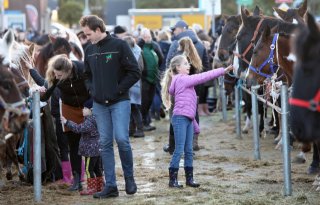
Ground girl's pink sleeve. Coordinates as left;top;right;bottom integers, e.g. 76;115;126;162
193;119;200;135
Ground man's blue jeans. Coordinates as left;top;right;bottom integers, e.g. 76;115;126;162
169;115;194;169
93;100;134;187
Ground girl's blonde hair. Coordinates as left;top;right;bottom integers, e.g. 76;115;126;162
45;54;73;86
161;55;187;110
178;37;203;73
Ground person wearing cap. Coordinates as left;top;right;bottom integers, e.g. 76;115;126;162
79;15;140;199
166;20;209;70
61;98;103;196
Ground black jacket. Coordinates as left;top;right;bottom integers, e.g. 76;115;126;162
84;32;140;105
41;61;90;107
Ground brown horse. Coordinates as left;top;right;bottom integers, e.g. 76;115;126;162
246;26;294;86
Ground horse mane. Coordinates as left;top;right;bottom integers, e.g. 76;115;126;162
10;41;32;69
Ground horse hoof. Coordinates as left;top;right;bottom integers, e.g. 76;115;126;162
18;175;25;182
292;156;306;164
6;173;13;180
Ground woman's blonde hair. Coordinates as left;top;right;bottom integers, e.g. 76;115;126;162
161;55;187;110
45;54;73;86
178;37;203;73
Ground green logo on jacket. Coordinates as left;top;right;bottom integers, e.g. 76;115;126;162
105;54;112;63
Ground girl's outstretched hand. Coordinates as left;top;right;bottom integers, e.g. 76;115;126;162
224;64;234;73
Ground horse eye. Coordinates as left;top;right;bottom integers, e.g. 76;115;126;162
3;83;12;90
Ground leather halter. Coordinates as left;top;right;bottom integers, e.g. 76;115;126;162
234;18;264;65
289;89;320;112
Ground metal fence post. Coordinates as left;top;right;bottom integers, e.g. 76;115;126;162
281;85;292;196
251;85;260;160
32;91;42;202
235;86;241;138
219;76;227;122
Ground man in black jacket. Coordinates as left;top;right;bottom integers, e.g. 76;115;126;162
79;15;140;199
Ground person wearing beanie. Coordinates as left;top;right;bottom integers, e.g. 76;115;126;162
61;98;103;195
113;25;127;39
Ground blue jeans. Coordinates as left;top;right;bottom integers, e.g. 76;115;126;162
93;100;134;187
169;115;194;169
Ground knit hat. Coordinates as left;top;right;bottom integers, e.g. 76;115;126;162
83;98;93;109
114;25;127;34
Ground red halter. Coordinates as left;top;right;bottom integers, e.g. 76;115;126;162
289;89;320;112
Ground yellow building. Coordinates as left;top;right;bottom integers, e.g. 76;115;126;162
128;8;212;31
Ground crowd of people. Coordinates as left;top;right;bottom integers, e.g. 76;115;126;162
19;14;234;199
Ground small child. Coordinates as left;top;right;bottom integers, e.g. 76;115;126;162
61;99;103;195
161;55;233;188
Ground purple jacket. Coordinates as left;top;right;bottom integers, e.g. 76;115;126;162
65;115;100;157
169;68;225;121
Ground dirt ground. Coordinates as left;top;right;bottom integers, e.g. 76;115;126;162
0;110;319;205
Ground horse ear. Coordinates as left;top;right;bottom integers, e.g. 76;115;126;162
28;43;35;55
49;34;56;43
3;29;14;46
298;0;308;18
253;5;262;16
306;12;320;40
273;7;287;20
65;32;70;41
241;6;248;25
244;9;250;16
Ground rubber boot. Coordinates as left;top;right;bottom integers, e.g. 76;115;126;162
193;134;200;151
184;167;200;188
80;177;97;195
61;161;72;185
96;176;104;192
168;167;183;188
164;124;175;154
68;172;83;191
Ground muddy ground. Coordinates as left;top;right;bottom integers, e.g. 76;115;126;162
0;110;319;205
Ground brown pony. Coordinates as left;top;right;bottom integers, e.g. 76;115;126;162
246;26;294;86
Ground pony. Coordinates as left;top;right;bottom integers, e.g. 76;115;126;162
289;13;320;190
246;26;294;86
289;13;320;142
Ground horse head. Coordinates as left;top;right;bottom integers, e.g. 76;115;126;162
289;13;320;142
0;59;29;134
218;15;242;62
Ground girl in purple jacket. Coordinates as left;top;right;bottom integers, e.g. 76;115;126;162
61;99;103;195
161;55;233;188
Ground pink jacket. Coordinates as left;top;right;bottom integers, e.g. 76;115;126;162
169;68;225;130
